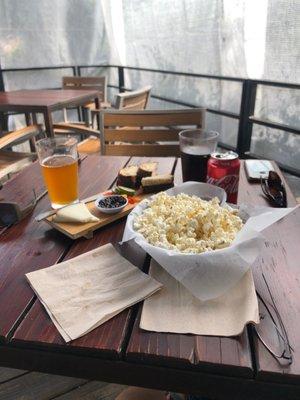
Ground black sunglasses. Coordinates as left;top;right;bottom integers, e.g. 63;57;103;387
261;171;287;208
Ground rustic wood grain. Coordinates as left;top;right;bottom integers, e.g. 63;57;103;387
0;155;129;341
0;367;27;384
252;207;299;384
0;371;86;400
2;154;300;394
0;90;100;111
0;160;45;209
12;156;176;356
53;380;125;400
101;109;205;127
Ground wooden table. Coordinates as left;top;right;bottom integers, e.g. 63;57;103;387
0;155;299;400
0;90;101;137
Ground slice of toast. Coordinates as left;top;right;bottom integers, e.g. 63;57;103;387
117;165;138;188
141;174;174;193
136;162;158;186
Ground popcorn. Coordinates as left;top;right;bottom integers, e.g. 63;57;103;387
133;192;243;254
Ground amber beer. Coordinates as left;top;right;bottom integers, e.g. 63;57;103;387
36;137;78;209
42;155;78;207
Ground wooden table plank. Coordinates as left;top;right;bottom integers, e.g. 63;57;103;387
0;90;99;110
12;156;177;358
252;207;299;384
0;89;100;136
0;161;46;209
238;160;296;207
0;371;86;400
0;155;129;341
0;367;27;384
2;154;300;392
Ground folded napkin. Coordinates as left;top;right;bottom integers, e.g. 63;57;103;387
140;259;259;336
26;244;162;342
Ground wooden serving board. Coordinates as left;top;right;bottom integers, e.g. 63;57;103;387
44;196;147;240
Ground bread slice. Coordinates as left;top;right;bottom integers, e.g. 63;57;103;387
117;165;138;188
136;162;157;186
141;174;174;193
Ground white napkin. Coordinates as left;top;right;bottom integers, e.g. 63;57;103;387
140;259;259;336
26;243;162;342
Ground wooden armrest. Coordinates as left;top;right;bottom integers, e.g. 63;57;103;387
0;150;36;179
84;101;112;110
0;124;43;150
90;103;115;114
53;123;100;138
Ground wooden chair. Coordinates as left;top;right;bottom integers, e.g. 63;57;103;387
53;76;110;136
0;124;43;181
99;108;205;156
0;124;43;150
78;86;152;154
114;85;152;110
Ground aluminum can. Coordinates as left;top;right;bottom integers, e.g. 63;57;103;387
207;151;240;204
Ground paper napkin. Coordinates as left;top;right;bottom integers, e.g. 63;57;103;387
26;243;162;342
140;259;259;336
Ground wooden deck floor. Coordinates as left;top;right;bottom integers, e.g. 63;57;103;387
0;367;125;399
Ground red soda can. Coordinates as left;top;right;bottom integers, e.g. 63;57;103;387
207;151;240;204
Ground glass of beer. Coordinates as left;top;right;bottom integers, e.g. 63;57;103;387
179;129;219;182
36;137;78;209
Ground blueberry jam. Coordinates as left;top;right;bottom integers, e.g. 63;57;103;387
98;195;127;209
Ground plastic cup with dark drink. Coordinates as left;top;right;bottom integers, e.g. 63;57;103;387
179;129;219;182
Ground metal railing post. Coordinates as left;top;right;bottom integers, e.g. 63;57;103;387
118;66;125;92
0;61;8;132
236;80;257;157
72;66;78;76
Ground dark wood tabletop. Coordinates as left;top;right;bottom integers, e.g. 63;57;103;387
0;155;299;400
0;89;100;136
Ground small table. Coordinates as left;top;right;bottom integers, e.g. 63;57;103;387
0;156;299;399
0;89;101;137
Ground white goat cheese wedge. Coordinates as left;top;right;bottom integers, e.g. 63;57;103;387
53;202;99;224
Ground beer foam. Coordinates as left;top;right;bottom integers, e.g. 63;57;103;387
181;145;212;156
42;154;75;167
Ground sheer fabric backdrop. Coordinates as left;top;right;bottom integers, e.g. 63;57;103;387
0;0;299;168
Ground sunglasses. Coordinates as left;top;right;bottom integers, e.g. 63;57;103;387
0;189;47;227
253;273;293;365
261;171;287;207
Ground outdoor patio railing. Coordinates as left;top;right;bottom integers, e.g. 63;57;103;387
0;63;299;176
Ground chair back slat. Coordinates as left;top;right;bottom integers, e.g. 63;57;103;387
62;76;107;101
105;144;180;157
105;129;181;142
103;109;204;127
100;108;205;156
115;86;151;110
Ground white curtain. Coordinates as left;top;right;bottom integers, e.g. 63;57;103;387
0;0;299;169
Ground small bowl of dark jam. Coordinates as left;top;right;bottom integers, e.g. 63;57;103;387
95;195;128;214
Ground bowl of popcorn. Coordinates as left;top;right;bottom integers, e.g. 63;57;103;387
133;192;242;254
122;181;264;301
